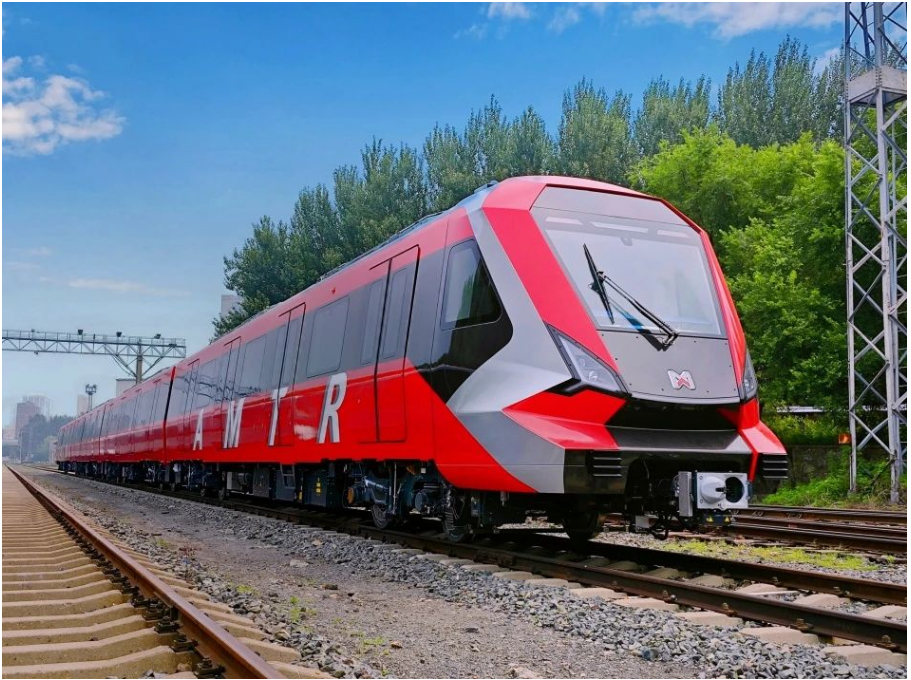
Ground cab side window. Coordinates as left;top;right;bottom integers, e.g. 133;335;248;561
441;241;501;330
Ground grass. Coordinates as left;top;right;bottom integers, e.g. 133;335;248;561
762;453;906;509
353;634;387;655
665;538;877;571
235;584;257;595
287;595;317;623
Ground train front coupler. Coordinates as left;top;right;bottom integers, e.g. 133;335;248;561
674;470;750;529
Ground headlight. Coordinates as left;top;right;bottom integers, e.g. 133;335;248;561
741;350;758;400
549;327;627;395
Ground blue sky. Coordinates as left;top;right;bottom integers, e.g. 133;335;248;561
2;2;843;425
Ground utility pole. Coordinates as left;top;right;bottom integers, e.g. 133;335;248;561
844;3;907;503
85;384;97;410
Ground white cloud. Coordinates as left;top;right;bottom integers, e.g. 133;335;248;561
814;46;840;75
487;2;532;20
549;6;582;33
3;56;22;75
28;246;52;256
454;22;490;40
2;56;124;155
632;2;842;39
5;261;39;271
27;55;45;70
68;278;188;297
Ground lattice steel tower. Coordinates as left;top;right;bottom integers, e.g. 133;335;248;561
844;3;907;502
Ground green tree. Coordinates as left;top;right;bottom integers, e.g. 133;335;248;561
638;131;848;408
289;184;338;286
556;79;635;183
213;216;295;337
20;414;72;461
424;96;538;212
716;48;773;147
634;76;711;156
503;106;553;177
333;139;427;265
717;36;839;147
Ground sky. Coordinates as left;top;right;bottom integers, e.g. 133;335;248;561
1;2;844;425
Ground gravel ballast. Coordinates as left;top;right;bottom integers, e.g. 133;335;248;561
23;469;907;680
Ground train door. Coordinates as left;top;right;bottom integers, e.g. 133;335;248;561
216;338;242;450
349;276;386;443
271;303;306;447
178;361;199;454
374;247;419;442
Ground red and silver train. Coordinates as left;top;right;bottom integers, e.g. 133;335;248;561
57;176;787;540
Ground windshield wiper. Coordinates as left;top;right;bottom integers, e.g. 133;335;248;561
584;243;614;324
582;243;679;349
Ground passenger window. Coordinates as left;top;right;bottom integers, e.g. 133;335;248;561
136;391;154;427
361;280;385;364
260;328;279;391
128;398;139;430
306;297;350;377
193;360;217;410
282;315;304;386
441;241;501;330
238;335;266;397
381;269;410;359
220;342;240;402
213;353;227;403
154;383;169;422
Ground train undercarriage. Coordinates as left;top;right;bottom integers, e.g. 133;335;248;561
61;453;759;542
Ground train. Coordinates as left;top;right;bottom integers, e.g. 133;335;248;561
57;176;787;541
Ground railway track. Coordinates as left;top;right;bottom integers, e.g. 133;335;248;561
725;515;907;555
4;466;317;679
740;505;907;526
28;465;908;656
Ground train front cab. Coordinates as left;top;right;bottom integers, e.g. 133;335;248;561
459;178;787;534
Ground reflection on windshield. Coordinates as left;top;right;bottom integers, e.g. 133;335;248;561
536;210;723;337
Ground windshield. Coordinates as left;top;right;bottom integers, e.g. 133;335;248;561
535;208;724;337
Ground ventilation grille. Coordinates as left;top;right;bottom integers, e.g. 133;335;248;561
760;454;789;480
587;452;622;478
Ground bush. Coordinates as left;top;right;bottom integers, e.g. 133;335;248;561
763;414;844;446
763;453;906;508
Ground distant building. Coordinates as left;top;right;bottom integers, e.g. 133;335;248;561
2;425;16;444
220;294;242;318
76;394;90;415
15;400;41;437
23;394;50;417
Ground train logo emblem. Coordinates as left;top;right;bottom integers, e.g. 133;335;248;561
668;369;695;390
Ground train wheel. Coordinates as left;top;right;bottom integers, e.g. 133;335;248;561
443;493;472;542
562;512;608;543
371;504;397;530
217;486;230;501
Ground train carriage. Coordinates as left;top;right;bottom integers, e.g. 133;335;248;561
58;176;787;540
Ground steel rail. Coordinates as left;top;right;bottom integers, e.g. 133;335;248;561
742;505;907;526
724;521;907;554
493;530;907;606
8;466;279;679
332;523;908;653
731;514;907;539
33;467;908;652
